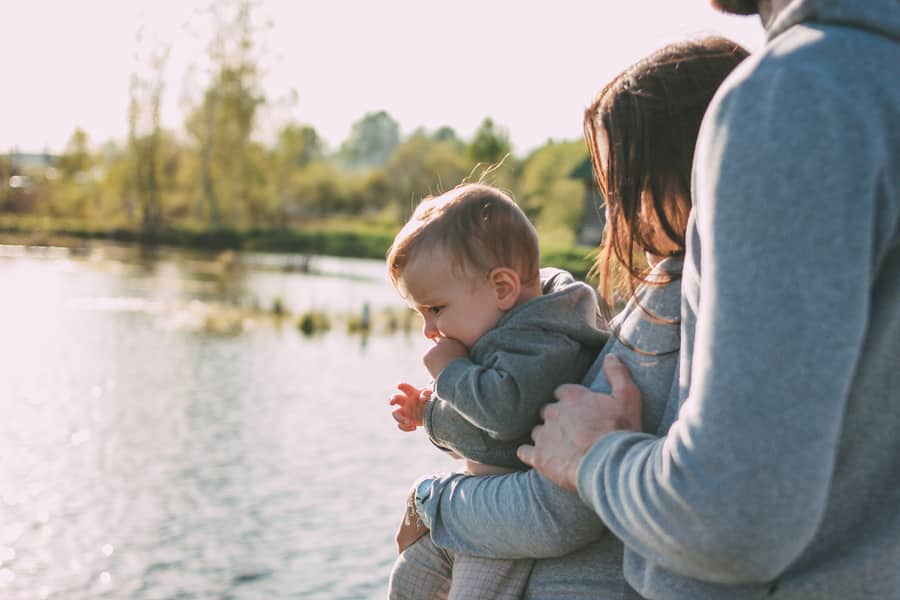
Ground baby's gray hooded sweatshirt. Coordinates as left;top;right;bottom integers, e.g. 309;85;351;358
578;0;900;598
425;268;607;469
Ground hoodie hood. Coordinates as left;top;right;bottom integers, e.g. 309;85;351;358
767;0;900;42
485;267;607;352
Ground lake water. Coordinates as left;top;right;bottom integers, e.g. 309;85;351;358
0;242;455;599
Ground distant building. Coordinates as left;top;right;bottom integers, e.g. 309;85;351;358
570;156;605;246
9;152;58;172
3;151;59;213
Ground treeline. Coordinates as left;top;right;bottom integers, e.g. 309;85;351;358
1;116;590;248
0;1;594;252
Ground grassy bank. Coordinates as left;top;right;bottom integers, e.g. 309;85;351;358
0;216;598;282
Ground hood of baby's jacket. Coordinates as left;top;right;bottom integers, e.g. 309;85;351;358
493;267;606;352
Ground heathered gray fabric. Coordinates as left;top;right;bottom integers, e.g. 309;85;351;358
582;257;683;438
424;268;607;469
577;1;900;598
418;259;683;598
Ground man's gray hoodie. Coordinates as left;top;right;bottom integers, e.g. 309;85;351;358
576;0;900;598
425;268;607;469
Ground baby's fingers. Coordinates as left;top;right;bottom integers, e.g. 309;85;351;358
391;409;416;432
396;382;419;397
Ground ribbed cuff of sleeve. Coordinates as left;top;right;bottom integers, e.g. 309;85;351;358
422;396;436;438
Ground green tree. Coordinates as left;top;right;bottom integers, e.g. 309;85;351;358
0;154;10;212
55;128;97;217
466;117;512;167
338;110;400;171
517;140;587;246
432;125;461;144
128;32;169;232
59;128;92;180
276;123;322;168
347;168;392;215
185;90;221;224
241;140;270;225
94;140;132;223
186;0;267;226
290;161;346;217
385;130;469;220
269;123;323;225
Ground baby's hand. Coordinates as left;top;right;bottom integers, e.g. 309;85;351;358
423;338;468;378
389;383;431;432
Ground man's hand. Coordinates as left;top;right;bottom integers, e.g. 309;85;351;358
423;337;468;379
390;383;431;432
517;354;643;491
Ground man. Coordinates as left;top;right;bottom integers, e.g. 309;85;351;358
519;0;900;597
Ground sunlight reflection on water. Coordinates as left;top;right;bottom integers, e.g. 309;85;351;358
0;244;454;599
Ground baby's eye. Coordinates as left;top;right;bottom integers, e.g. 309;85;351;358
428;306;443;315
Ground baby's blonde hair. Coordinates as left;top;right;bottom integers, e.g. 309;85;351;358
387;183;540;291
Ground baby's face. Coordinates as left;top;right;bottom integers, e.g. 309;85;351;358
400;248;504;349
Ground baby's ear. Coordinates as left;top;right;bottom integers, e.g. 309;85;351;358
489;267;521;310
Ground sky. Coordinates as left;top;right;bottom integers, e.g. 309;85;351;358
1;0;766;156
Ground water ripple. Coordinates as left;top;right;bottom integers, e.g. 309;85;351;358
0;250;454;599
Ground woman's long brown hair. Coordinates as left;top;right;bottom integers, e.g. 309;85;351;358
585;37;750;326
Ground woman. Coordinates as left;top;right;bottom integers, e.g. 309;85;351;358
389;36;750;598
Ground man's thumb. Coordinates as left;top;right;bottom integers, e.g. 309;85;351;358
517;444;535;467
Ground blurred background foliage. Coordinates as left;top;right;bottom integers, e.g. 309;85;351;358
1;0;603;277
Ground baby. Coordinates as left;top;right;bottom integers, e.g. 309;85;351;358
386;182;607;599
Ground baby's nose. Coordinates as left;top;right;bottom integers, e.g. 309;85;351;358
422;320;441;341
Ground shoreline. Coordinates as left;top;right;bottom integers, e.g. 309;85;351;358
0;220;596;281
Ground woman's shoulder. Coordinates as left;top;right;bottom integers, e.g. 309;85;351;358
615;258;683;327
604;258;682;356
